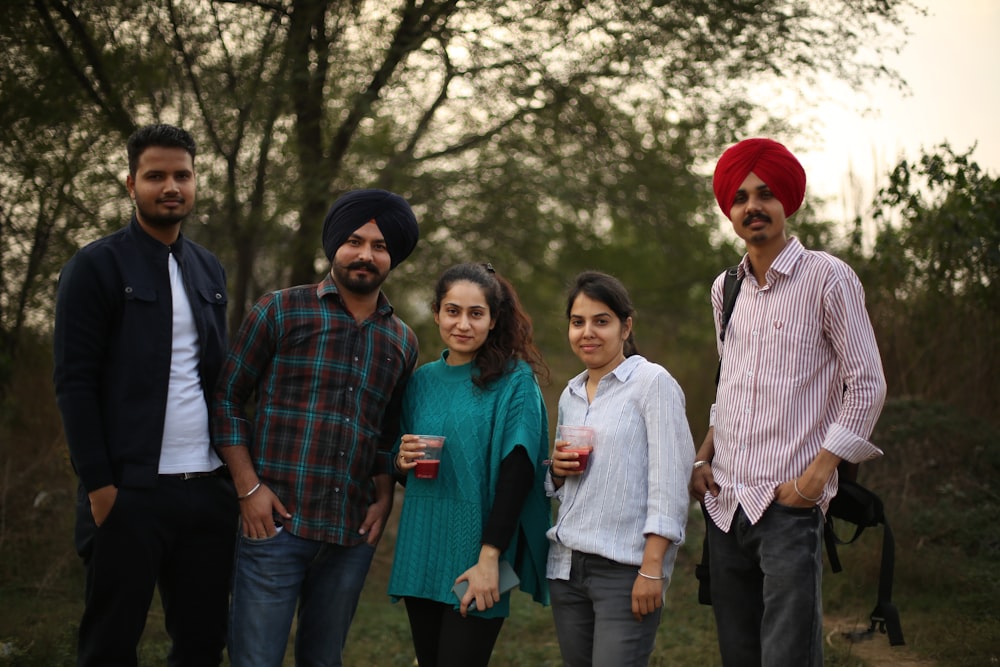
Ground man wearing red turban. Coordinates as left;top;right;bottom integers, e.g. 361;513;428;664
690;139;887;666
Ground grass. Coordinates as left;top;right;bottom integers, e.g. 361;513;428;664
2;342;998;665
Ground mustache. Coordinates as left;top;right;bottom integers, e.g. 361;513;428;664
743;213;771;226
347;260;379;273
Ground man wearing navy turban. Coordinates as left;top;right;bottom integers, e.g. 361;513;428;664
690;139;887;667
214;189;421;666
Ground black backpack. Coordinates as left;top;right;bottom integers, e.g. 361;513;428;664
696;266;905;647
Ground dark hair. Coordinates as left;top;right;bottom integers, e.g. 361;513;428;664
126;124;197;175
565;271;639;357
432;263;550;388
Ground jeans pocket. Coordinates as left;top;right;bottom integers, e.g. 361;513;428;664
243;521;285;542
771;500;818;516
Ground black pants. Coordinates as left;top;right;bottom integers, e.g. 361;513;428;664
74;474;238;667
403;596;505;667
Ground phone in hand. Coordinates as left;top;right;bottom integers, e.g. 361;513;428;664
451;560;520;611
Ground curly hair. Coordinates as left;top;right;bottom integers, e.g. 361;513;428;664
432;263;550;388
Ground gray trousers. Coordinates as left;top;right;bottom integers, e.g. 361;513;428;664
549;551;662;667
707;502;825;667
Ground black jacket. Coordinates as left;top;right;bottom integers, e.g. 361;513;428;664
53;217;228;491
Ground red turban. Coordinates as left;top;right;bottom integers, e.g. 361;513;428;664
712;138;807;218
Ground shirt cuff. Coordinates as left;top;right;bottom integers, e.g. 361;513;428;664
822;422;884;464
543;471;564;498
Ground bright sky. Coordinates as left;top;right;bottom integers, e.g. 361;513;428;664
797;0;1000;222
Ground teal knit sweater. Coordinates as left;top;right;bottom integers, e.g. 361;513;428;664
388;352;551;617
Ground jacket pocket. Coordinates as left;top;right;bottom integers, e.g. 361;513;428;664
124;284;157;302
196;285;228;307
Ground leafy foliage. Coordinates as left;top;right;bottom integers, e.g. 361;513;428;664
861;145;999;419
0;0;916;416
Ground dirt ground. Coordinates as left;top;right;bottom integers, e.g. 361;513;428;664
826;617;935;667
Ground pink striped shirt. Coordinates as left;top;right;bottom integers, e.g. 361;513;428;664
705;237;886;531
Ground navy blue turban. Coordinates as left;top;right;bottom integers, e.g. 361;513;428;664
321;189;419;269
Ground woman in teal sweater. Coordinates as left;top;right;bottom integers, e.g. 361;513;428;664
390;263;551;666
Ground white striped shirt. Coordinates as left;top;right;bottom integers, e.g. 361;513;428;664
705;237;886;532
546;355;695;581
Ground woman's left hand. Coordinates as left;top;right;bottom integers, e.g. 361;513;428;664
454;548;501;617
631;574;665;621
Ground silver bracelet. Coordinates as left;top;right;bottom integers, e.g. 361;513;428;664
692;460;711;469
637;569;666;581
793;478;822;503
237;482;261;501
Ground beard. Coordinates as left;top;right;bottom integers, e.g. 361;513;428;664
134;195;193;227
332;259;389;296
743;213;772;244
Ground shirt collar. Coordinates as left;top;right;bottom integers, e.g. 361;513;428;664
316;272;394;316
568;354;645;398
738;236;804;281
127;215;186;258
770;236;805;277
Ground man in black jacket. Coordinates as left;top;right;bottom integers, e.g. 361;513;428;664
53;124;237;667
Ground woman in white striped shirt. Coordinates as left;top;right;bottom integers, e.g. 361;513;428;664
546;271;695;667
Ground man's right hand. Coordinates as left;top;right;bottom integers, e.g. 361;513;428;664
689;464;718;503
88;485;118;526
239;484;292;539
690;427;718;502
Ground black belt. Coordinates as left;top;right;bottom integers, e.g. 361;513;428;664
160;467;227;480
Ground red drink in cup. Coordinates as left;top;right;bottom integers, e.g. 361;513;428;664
556;425;595;472
569;448;591;471
414;435;445;479
414;459;441;479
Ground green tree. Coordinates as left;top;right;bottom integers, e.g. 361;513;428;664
2;0;915;412
863;144;1000;420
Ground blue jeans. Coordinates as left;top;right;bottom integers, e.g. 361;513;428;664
228;528;376;667
707;502;825;667
549;552;662;667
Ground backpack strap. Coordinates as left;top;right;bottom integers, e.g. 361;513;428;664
869;518;905;645
695;503;712;605
699;265;743;606
826;480;905;646
714;266;743;386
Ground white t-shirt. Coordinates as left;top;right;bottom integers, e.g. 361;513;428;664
158;251;223;474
